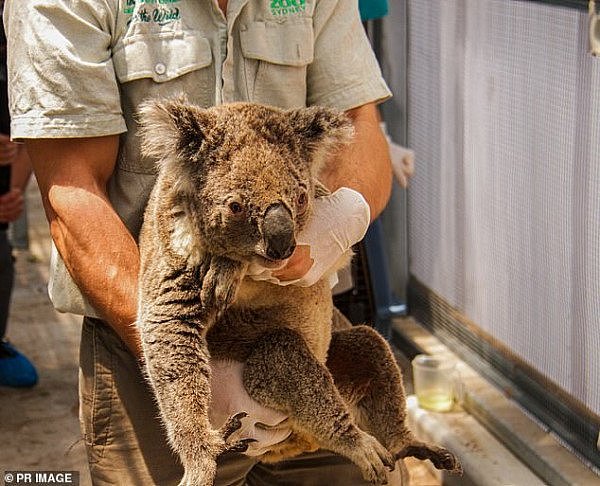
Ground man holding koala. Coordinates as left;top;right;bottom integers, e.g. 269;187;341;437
5;0;406;484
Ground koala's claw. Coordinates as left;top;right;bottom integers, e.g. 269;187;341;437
431;449;462;475
200;256;244;312
220;411;247;441
226;437;257;454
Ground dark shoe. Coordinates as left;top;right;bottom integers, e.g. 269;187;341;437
0;340;38;387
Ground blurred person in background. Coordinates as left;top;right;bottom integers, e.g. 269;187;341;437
0;0;37;388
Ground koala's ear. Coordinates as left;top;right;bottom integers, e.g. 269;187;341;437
137;97;214;166
288;106;354;172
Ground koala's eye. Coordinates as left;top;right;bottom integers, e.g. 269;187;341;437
228;201;245;215
297;191;308;214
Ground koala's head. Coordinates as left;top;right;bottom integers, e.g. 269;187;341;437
138;99;353;265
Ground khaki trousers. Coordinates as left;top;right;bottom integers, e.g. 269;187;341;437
79;318;408;485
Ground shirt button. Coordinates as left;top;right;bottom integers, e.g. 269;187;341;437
154;62;166;75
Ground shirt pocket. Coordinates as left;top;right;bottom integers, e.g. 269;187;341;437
240;18;313;108
112;31;213;84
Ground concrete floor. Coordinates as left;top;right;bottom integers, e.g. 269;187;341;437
0;183;439;485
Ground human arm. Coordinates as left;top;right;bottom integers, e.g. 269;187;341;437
0;133;19;165
319;102;392;222
24;136;142;357
0;134;32;223
10;142;33;191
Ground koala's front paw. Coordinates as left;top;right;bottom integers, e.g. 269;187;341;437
200;256;245;311
178;469;214;486
218;411;258;455
178;422;248;486
177;440;221;486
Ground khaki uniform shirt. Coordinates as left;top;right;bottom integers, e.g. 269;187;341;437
4;0;391;316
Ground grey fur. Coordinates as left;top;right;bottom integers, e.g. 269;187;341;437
136;100;462;485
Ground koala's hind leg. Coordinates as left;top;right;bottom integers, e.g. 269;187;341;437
243;328;395;485
327;325;462;475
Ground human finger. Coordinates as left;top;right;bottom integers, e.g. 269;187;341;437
272;245;313;281
0;189;24;222
0;135;19;162
0;146;18;163
0;204;24;222
0;188;23;205
390;145;415;189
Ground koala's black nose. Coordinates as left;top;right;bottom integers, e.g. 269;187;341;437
263;203;296;260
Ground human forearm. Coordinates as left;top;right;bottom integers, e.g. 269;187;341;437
11;145;32;191
49;186;142;356
26;136;142;358
318;103;392;221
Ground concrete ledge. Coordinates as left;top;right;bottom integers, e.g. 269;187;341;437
406;396;545;486
395;317;600;485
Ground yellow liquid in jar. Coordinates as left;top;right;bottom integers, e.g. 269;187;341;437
417;391;454;412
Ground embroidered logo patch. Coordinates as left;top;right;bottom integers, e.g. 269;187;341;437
123;0;181;26
270;0;306;16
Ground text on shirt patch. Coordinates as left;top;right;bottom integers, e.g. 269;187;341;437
270;0;306;16
124;0;181;26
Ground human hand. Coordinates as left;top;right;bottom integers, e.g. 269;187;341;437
0;134;19;164
0;187;25;223
389;143;415;189
272;244;313;282
209;360;291;456
247;187;370;287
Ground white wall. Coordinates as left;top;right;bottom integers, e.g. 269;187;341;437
405;0;600;415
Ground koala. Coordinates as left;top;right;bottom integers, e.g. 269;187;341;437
136;99;462;486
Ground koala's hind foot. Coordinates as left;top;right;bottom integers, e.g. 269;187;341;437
396;441;463;475
243;328;395;485
327;325;462;475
